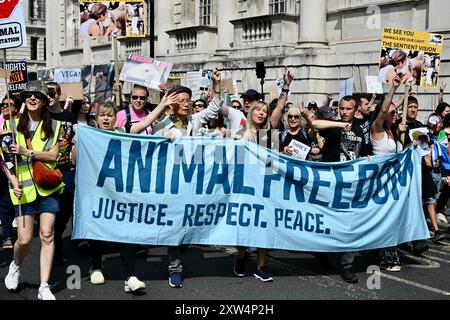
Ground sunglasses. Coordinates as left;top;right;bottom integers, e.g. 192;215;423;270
132;95;147;101
47;91;57;98
23;92;46;100
1;102;14;108
288;115;300;120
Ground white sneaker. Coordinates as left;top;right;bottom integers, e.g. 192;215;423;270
124;276;146;292
38;284;56;300
12;218;17;228
4;261;20;291
437;213;448;224
90;270;105;285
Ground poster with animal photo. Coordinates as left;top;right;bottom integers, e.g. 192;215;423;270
79;1;146;38
119;54;173;91
379;27;444;88
82;64;115;113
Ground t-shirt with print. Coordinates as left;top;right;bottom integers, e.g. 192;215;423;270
115;106;151;134
49;110;77;171
353;115;372;157
320;119;364;162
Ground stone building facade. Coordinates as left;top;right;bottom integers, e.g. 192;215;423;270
45;0;450;115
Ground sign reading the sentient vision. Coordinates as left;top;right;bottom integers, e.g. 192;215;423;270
73;126;429;252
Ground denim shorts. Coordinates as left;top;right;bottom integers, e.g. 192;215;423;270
14;194;59;217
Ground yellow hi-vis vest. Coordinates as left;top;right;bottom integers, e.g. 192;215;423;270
7;119;65;205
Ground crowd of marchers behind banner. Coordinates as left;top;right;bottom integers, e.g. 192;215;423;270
0;66;449;300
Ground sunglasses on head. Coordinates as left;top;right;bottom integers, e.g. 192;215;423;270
288;115;300;120
132;95;146;101
23;92;46;100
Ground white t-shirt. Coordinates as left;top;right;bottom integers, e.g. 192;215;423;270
225;107;246;137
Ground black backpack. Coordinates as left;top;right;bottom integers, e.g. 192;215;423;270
125;107;149;133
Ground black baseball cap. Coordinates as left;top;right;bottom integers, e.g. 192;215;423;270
241;89;263;101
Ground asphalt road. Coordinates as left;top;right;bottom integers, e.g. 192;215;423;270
1;222;449;306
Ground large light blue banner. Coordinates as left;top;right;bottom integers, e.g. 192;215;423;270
73;125;430;252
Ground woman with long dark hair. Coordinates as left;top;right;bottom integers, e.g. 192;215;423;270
4;81;64;300
370;75;408;272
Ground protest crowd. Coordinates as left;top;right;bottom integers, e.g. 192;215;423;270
1;63;450;300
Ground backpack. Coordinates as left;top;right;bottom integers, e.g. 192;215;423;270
124;107;149;133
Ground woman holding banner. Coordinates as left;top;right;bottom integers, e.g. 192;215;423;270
232;68;293;282
4;81;65;300
370;75;408;271
71;102;146;293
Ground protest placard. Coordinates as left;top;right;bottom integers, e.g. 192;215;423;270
0;0;27;49
379;27;444;88
4;61;27;93
119;54;172;91
288;139;311;161
79;1;146;38
339;78;354;100
37;68;55;82
366;76;383;94
55;68;82;83
0;68;10;100
60;83;84;101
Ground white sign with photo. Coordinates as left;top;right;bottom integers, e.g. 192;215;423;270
119;54;173;91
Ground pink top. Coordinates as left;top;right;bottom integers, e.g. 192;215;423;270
115;107;152;135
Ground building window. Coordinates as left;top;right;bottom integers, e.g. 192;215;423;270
125;39;143;56
175;31;197;51
29;0;45;20
199;0;212;26
31;37;39;60
269;0;286;14
72;0;79;47
43;37;46;60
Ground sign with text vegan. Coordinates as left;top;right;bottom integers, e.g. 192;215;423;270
73;125;429;252
379;27;444;88
0;0;27;49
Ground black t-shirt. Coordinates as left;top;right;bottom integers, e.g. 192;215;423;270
320;119;364;162
49;110;77;171
353;116;372;157
279;128;311;151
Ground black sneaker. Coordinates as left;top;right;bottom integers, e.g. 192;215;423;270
253;267;273;282
432;230;446;243
340;268;358;284
411;240;429;256
312;252;331;268
233;257;246;277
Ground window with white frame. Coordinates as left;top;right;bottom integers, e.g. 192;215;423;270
199;0;212;26
269;0;286;14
